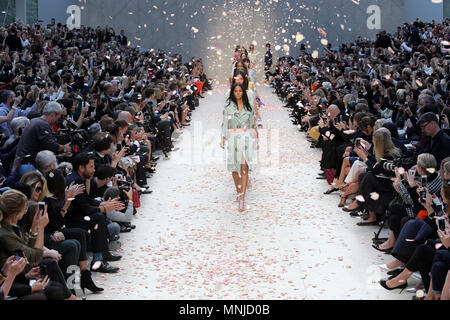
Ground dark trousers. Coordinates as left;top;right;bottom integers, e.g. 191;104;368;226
52;239;80;279
156;120;171;150
18;292;47;300
61;228;88;261
405;243;437;292
431;249;450;293
391;218;434;263
387;203;410;240
49;229;88;279
357;172;394;215
9;258;69;300
135;152;149;187
9;281;61;300
66;212;109;254
40;258;72;299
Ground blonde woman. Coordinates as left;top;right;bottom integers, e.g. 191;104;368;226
0;190;78;300
346;128;402;225
20;171;51;202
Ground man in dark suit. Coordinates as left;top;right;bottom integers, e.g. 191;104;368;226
65;152;124;273
264;43;272;81
417;112;450;167
118;30;127;46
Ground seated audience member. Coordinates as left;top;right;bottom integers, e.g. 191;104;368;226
0;190;78;300
64;152;124;273
416;112;450;167
35;150;58;174
43;169;103;293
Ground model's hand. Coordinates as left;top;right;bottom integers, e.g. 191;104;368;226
220;137;225;149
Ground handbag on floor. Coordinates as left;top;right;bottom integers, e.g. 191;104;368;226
133;189;141;208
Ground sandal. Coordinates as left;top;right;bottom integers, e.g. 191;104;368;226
338;195;347;208
357;220;378;226
324;187;339;195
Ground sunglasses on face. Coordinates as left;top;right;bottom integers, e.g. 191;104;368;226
34;186;43;193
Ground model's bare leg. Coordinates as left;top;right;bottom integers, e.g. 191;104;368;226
232;172;242;200
239;154;249;212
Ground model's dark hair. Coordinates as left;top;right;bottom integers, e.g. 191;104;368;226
234;59;247;73
227;82;252;112
232;68;249;90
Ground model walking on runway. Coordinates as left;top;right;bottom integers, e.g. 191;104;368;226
220;82;257;212
229;67;260;190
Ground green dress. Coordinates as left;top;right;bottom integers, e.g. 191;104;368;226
221;100;257;173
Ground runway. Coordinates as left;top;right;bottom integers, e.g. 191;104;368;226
89;84;414;300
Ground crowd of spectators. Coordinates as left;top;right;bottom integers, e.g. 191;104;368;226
270;18;450;300
0;19;211;299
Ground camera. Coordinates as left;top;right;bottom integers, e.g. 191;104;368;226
55;129;89;154
420;176;427;202
432;196;446;231
38;202;45;214
13;249;24;261
39;265;47;279
115;174;132;192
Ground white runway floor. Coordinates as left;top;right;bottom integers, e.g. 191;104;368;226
89;84;414;300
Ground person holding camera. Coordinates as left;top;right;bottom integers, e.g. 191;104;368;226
14;102;72;171
375;153;442;253
42;169;103;294
0;90;39;138
102;186;135;232
0;254;27;299
0;189;78;300
379;179;449;295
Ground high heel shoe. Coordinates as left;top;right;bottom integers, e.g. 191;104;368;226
372;244;393;253
379;279;407;292
338;195;347;208
80;269;104;294
324;187;339;195
342;204;360;212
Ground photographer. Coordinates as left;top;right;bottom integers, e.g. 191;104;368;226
102;186;135;232
0;89;39;138
14;102;72;171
